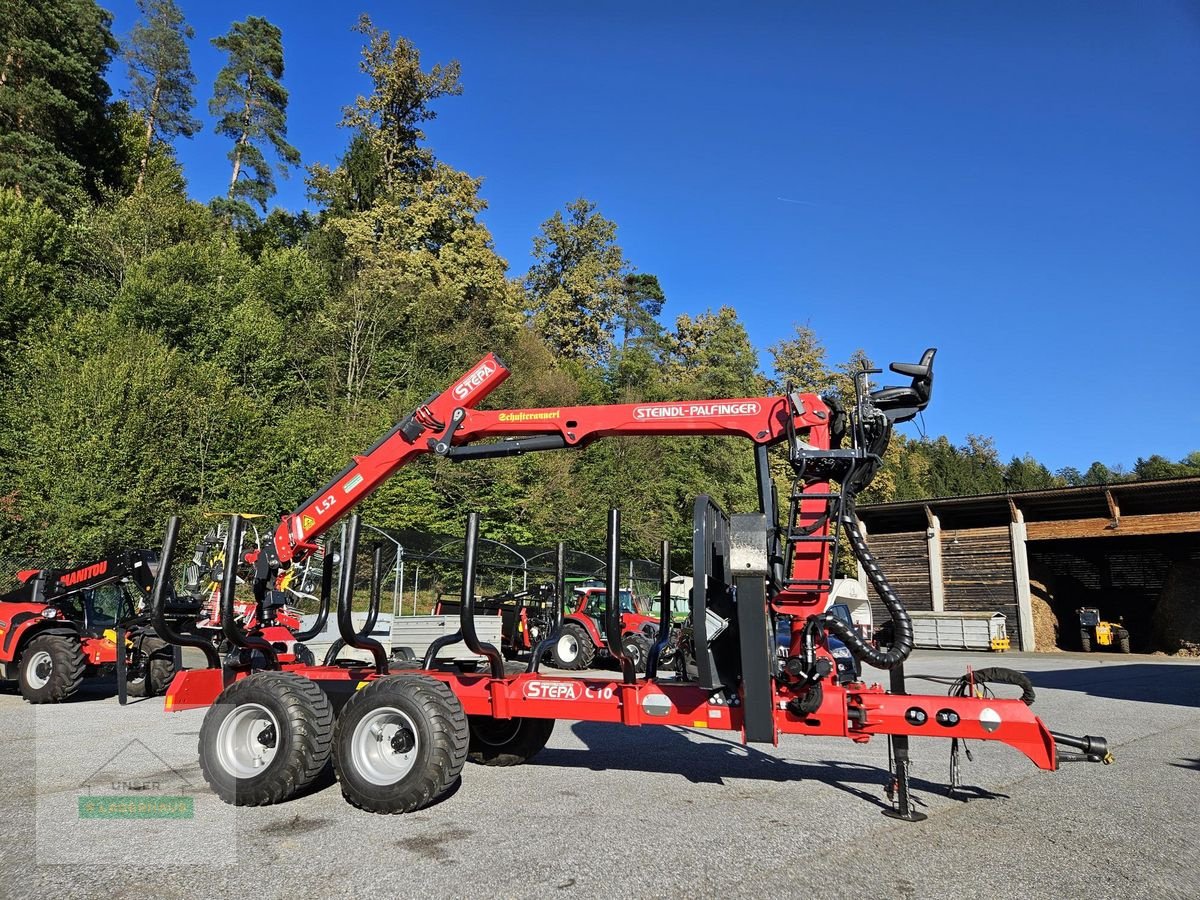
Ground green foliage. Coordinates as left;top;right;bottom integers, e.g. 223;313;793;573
0;0;124;208
334;14;462;193
0;311;258;556
769;325;837;396
112;236;251;354
524;198;630;365
0;189;75;357
210;16;299;212
0;14;1191;567
124;0;200;190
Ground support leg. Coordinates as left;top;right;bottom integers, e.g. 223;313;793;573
881;663;927;822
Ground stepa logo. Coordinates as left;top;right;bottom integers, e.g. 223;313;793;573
453;361;496;400
77;739;195;820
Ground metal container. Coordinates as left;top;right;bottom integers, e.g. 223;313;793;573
909;611;1007;651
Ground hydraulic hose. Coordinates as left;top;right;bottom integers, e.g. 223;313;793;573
814;497;913;670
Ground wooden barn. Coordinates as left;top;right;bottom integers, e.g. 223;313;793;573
855;477;1200;652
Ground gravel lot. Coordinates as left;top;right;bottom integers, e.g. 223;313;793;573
1;649;1197;900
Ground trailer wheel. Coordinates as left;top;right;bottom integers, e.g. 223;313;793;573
199;671;334;806
467;716;555;766
126;637;177;698
1079;629;1092;652
333;676;468;814
19;633;85;704
620;633;651;674
551;623;595;670
1116;628;1131;654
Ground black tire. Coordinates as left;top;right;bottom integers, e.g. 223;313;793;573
199;671;334;806
550;622;595;670
1117;629;1131;654
1080;629;1092;653
467;716;555;766
621;633;651;674
333;676;468;814
292;643;316;666
127;636;177;698
19;633;85;704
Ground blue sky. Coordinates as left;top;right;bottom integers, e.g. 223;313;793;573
101;1;1200;473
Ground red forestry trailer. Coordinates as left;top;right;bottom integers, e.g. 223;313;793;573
151;349;1111;817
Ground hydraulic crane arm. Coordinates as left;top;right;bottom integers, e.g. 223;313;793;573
271;352;834;567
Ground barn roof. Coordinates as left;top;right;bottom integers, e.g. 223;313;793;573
857;476;1200;533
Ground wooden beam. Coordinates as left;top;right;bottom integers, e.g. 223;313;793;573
925;508;945;613
1026;511;1200;541
1009;519;1036;651
1105;489;1120;529
1007;497;1021;523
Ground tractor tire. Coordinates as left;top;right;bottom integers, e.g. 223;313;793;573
620;633;651;674
550;622;595;670
467;715;555;766
1117;629;1131;654
1079;629;1092;653
199;671;334;806
333;676;468;814
126;637;177;698
292;643;316;666
19;633;85;704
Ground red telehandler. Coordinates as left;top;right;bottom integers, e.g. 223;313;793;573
150;348;1112;817
0;550;182;703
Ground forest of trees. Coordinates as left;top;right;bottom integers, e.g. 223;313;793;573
2;0;1197;562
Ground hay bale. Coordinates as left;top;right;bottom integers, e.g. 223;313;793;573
1152;562;1200;656
1028;579;1063;652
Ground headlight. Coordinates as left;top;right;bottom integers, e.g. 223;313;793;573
41;608;58;619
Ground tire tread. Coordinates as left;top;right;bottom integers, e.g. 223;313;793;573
20;633;85;704
199;671;334;807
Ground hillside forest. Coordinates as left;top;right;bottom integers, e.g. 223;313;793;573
3;1;1198;564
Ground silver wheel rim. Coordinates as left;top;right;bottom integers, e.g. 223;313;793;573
351;706;419;786
556;634;578;663
25;650;53;690
215;703;280;778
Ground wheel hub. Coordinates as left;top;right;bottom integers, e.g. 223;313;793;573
557;634;578;662
351;706;419;786
389;727;416;754
26;650;53;690
215;703;281;777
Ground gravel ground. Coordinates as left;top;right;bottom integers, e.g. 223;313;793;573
1;649;1197;900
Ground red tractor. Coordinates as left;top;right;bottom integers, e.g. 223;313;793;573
0;550;182;703
435;584;556;659
149;348;1112;819
549;585;667;672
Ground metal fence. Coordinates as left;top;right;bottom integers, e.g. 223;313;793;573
0;524;685;618
284;522;683;620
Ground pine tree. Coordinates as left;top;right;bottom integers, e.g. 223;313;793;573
0;0;122;207
210;16;299;214
124;0;201;192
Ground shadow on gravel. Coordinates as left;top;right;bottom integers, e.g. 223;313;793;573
1027;664;1200;708
530;721;1007;813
